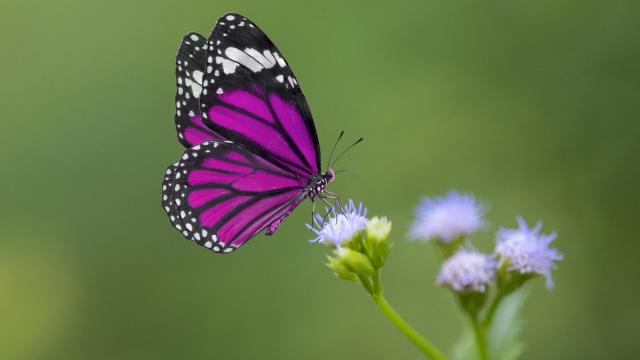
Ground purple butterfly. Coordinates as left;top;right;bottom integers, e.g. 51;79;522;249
162;13;354;254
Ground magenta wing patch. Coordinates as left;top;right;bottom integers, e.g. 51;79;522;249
198;13;321;176
174;32;223;147
161;140;307;253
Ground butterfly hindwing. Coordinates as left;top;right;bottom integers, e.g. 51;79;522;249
175;32;222;147
161;163;183;231
199;13;321;177
163;140;307;253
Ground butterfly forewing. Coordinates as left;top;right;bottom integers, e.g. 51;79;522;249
199;13;321;177
162;140;307;253
175;32;223;147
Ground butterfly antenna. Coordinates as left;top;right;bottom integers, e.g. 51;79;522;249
334;169;358;181
326;130;345;170
330;137;363;168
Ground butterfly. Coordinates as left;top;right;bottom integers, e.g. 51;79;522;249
162;13;356;254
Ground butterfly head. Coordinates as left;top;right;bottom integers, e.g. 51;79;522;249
324;168;336;183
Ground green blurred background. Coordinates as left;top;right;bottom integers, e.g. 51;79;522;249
2;0;639;359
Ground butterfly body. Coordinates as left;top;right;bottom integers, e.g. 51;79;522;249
162;13;339;254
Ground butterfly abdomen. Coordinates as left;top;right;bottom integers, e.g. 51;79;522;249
265;193;308;235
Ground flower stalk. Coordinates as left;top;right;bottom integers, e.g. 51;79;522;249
471;317;489;360
362;268;447;360
481;290;505;328
370;284;448;360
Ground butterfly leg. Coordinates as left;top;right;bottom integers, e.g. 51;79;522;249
336;197;344;216
318;196;341;225
311;198;332;229
310;198;317;229
324;191;338;198
321;191;345;217
319;206;334;227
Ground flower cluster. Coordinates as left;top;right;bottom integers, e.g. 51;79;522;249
408;192;563;297
308;200;391;292
308;193;564;360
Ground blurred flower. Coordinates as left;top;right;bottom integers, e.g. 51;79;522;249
409;191;486;243
307;199;368;247
437;249;496;293
495;217;563;289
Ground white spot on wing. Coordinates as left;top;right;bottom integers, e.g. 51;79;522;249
245;48;275;68
184;70;203;98
263;50;276;66
225;47;263;72
192;70;203;84
216;56;239;74
273;52;286;67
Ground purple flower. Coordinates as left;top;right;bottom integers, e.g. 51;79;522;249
495;217;563;289
409;192;486;243
307;200;368;247
437;249;497;293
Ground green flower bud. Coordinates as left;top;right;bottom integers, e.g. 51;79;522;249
335;247;375;276
432;235;465;259
364;217;392;269
457;291;488;319
496;261;533;294
326;255;358;282
341;231;365;252
366;216;392;241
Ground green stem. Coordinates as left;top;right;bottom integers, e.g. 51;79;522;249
371;294;448;360
481;291;504;328
372;271;382;295
471;317;489;360
358;275;374;294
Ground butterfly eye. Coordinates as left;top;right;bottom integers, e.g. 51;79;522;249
325;169;336;182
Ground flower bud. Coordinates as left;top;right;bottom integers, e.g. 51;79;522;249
458;291;488;319
365;217;392;269
335;247;375;276
366;216;392;242
326;255;358;282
